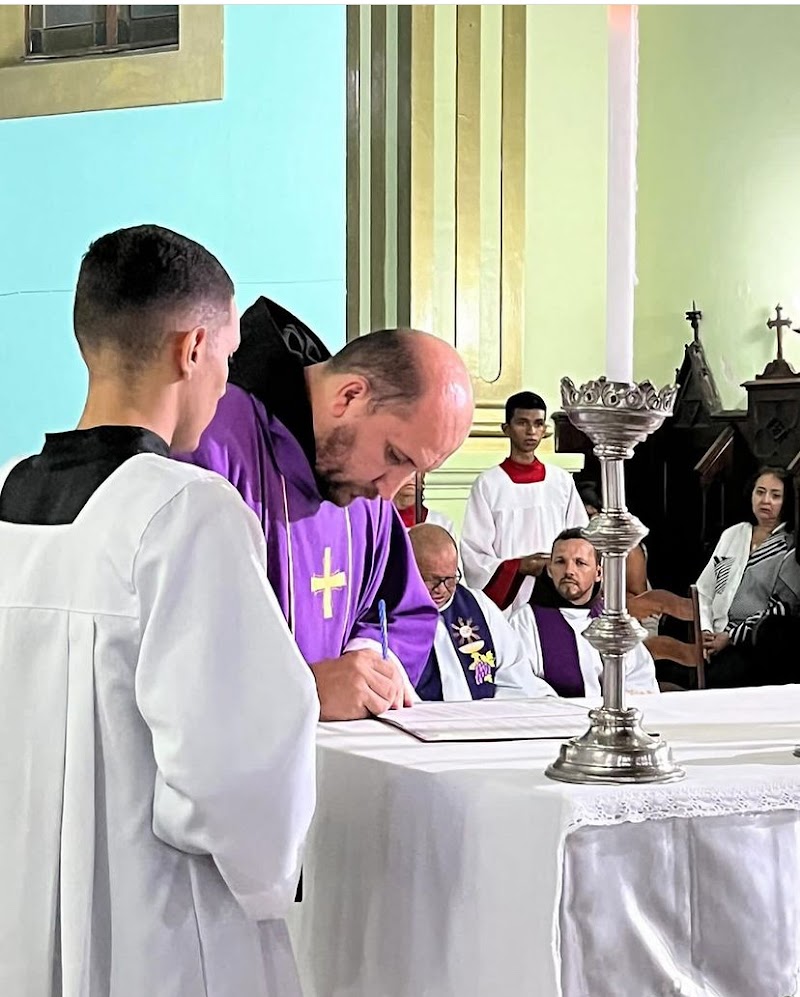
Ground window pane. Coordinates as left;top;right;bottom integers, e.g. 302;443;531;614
32;22;97;54
41;5;103;28
28;2;178;57
120;5;178;47
130;5;177;18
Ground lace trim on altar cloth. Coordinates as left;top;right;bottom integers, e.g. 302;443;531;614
565;779;800;830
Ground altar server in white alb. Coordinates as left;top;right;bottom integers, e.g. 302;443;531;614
409;524;553;700
0;225;319;997
461;391;588;614
509;529;659;697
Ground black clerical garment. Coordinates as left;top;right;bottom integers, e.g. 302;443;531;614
0;426;169;525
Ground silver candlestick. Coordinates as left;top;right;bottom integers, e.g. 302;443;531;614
546;377;685;784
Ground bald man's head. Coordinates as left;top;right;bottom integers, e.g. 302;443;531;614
409;523;460;609
309;328;474;506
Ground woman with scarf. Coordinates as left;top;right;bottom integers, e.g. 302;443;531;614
697;466;799;688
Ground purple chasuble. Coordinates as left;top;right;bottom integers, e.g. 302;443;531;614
531;603;603;698
418;585;498;700
175;385;437;681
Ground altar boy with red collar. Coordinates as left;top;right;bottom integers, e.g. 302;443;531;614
460;391;588;614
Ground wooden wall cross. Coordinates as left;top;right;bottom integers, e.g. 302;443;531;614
767;303;792;361
758;304;798;379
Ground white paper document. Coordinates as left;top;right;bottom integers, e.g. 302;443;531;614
376;698;592;743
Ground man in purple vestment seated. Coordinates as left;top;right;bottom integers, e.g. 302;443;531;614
509;529;659;698
176;297;474;720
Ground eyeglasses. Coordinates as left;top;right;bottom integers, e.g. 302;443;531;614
423;570;462;594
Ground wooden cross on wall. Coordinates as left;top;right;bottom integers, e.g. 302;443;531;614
757;304;799;379
767;304;792;361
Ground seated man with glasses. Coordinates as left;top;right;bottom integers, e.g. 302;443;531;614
408;524;553;701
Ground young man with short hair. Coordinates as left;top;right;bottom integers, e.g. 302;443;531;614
0;225;319;996
461;390;588;614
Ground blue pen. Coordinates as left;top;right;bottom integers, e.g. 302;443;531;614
378;598;389;660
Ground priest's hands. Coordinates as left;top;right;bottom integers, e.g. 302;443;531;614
518;553;550;577
310;649;408;721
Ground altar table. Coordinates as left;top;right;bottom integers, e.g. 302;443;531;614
288;687;800;997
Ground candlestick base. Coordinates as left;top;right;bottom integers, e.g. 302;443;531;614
545;706;684;784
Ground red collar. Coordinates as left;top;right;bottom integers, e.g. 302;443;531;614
499;457;546;484
398;504;429;528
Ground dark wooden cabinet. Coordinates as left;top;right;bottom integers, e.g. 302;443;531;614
554;338;800;599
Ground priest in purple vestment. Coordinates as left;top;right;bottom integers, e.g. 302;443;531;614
509;529;659;697
175;298;474;720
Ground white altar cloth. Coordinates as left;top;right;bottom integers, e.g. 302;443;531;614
289;687;800;997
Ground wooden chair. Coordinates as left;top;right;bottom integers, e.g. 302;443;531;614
644;584;706;691
689;584;706;689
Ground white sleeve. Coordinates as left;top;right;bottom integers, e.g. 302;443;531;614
696;530;729;632
461;476;504;590
624;643;660;695
479;594;554;698
564;475;590;530
507;605;546;680
133;478;319;921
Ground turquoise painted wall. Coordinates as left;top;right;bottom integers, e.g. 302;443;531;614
0;4;346;463
636;5;800;405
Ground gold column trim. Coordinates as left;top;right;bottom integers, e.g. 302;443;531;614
357;7;372;338
395;6;413;328
409;5;435;334
455;5;482;372
497;4;526;399
477;4;503;384
345;6;361;340
345;2;527;441
369;6;388;332
384;4;399;330
432;4;457;346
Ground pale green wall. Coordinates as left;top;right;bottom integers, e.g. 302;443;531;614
524;4;608;414
636;5;800;407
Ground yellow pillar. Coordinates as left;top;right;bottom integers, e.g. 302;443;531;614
347;6;585;528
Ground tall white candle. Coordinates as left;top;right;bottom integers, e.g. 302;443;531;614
605;5;639;384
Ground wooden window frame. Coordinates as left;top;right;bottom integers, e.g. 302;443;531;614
24;5;180;62
0;4;223;121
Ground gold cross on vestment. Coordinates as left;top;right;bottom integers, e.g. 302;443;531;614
310;547;347;620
